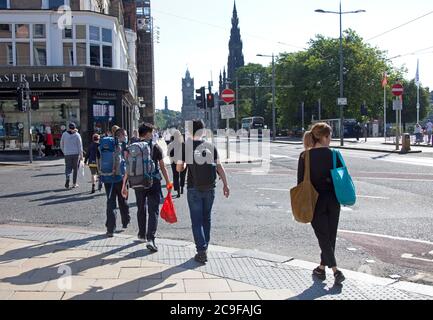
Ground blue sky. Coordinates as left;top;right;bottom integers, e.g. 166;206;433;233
152;0;433;112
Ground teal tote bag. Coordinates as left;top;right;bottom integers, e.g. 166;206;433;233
331;149;356;206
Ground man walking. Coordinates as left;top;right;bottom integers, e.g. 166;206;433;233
426;119;432;145
121;123;171;252
177;120;230;264
60;123;83;189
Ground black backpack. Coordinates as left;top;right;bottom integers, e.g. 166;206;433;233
189;141;217;192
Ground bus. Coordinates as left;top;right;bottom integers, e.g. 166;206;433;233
241;117;265;132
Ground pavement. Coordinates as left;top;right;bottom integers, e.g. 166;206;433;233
0;224;432;300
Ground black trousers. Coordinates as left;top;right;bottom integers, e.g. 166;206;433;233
104;182;130;233
171;163;186;192
311;192;341;268
135;180;161;241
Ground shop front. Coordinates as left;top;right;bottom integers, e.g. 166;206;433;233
0;66;136;152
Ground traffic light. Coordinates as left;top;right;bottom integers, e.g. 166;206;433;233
31;95;39;110
16;87;24;112
206;93;215;109
60;104;66;119
196;87;206;109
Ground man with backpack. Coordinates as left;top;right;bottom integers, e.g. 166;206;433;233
176;120;230;264
98;128;130;237
60;123;83;189
121;123;171;252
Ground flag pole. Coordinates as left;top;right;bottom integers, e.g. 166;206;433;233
384;83;387;140
416;59;420;124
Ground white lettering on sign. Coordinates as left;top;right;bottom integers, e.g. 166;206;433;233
0;73;68;84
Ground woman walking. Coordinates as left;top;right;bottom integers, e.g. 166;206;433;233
84;134;100;194
168;130;186;198
297;122;345;285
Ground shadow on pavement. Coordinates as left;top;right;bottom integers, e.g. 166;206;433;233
38;193;105;206
288;275;343;300
32;173;65;178
0;189;68;199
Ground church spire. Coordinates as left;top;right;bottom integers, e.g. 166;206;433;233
227;0;244;85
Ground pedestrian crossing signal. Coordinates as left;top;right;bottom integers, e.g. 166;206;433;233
31;95;39;110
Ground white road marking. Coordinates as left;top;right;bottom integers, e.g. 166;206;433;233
270;154;299;161
341;207;353;212
339;229;433;246
256;188;389;200
357;195;390;200
354;177;433;182
347;248;358;251
401;253;433;263
366;259;376;264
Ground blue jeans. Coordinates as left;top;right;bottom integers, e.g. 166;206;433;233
187;188;215;253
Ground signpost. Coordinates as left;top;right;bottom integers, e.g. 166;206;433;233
221;89;236;159
392;84;403;151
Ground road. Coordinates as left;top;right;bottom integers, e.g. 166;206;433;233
0;141;432;285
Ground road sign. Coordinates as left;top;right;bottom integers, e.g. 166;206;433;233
392;84;403;96
221;89;235;104
392;99;403;110
337;98;347;106
220;104;235;120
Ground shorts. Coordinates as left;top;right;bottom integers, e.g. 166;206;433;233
89;167;98;175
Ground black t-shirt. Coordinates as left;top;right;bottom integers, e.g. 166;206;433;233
297;148;343;194
182;140;219;189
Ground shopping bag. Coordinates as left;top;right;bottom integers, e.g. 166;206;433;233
290;150;319;223
331;149;356;206
78;160;85;177
160;192;177;224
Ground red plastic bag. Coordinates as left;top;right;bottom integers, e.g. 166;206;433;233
160;192;177;224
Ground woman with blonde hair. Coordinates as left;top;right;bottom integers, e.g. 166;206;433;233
297;122;346;285
168;130;186;198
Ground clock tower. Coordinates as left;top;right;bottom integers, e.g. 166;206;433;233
181;69;199;122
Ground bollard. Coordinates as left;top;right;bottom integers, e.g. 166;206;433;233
401;133;411;153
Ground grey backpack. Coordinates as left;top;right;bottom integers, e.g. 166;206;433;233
126;141;155;189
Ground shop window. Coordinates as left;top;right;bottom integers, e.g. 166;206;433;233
16;43;30;66
0;24;12;38
0;43;13;66
76;42;86;65
76;25;86;40
63;43;73;65
48;0;64;9
33;24;46;39
90;44;100;66
15;24;30;39
102;28;112;43
63;26;72;39
89;26;100;41
102;45;112;68
33;42;47;66
0;0;7;9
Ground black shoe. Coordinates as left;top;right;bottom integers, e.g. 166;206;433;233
91;184;95;194
334;270;346;285
106;232;114;238
146;239;158;252
194;251;207;264
313;266;326;281
122;217;130;229
181;187;184;194
65;180;70;189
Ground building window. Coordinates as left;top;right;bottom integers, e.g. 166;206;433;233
0;0;7;9
16;43;30;66
49;0;64;9
33;24;46;39
102;28;112;43
63;43;73;65
76;25;86;40
0;43;13;66
89;26;100;41
33;42;47;66
90;44;100;66
76;42;86;65
63;26;72;39
102;45;112;68
0;24;12;38
15;24;30;39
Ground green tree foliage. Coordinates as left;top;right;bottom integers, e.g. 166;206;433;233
154;109;183;130
274;29;429;130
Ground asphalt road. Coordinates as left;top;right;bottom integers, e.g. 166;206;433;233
1;142;432;285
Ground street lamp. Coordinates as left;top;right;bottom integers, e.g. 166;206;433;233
315;2;365;146
257;53;276;141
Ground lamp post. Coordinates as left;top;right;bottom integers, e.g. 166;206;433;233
257;53;276;141
315;2;365;146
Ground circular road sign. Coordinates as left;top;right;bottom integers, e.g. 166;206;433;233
392;84;404;96
221;88;235;104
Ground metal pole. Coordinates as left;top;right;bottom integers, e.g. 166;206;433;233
226;117;230;159
25;82;32;163
395;101;399;151
384;86;387;140
416;84;420;124
272;53;276;141
339;1;344;146
318;98;321;121
301;102;305;133
235;75;239;131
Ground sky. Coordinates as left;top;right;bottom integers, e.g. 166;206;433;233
152;0;433;112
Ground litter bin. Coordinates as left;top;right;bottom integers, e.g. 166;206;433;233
401;133;411;153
